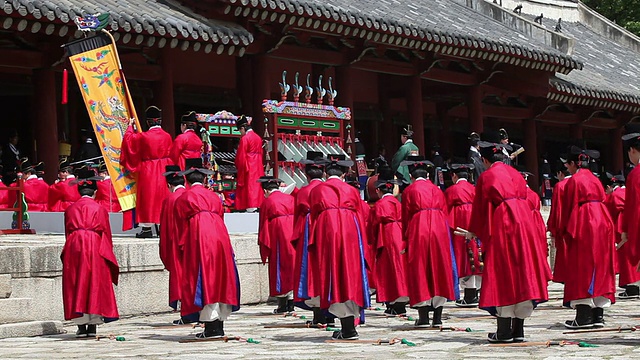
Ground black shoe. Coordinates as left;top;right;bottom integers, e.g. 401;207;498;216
619;285;640;299
173;316;197;325
75;325;88;338
393;302;407;316
154;224;160;237
592;307;604;328
135;227;153;238
414;307;430;327
308;307;327;325
86;324;97;337
487;317;513;343
332;316;358;340
564;304;594;329
273;297;289;314
286;299;295;313
512;318;525;342
196;320;224;339
455;288;479;308
431;306;443;327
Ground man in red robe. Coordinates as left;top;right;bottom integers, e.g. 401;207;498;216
621;131;640;296
402;156;457;328
468;139;549;343
121;106;173;238
175;158;240;339
96;163;121;213
548;161;572;284
308;155;369;340
234;115;264;212
48;157;79;212
369;167;408;316
604;173;639;298
559;146;615;330
61;169;119;338
521;170;552;282
6;158;49;211
445;164;481;308
258;176;296;313
170;111;203;171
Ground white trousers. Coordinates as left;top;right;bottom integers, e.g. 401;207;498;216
199;303;233;322
627;280;640;287
413;296;447;309
139;223;157;227
276;291;293;300
73;314;104;325
390;296;409;304
460;275;482;289
305;296;320;308
495;301;534;319
570;296;612;309
329;300;361;319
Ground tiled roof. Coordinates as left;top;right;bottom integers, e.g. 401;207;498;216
226;0;582;72
3;0;254;46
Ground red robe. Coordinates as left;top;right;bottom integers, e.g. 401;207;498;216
403;178;457;306
258;191;296;296
526;187;552;282
623;166;640;265
370;194;408;303
96;178;121;213
48;177;80;212
6;176;49;211
444;179;480;278
61;197;119;321
308;177;370;310
547;177;570;283
292;179;322;302
560;170;616;304
234;130;264;210
159;186;186;308
170;129;202;171
0;185;7;209
606;187;640;286
121;125;172;224
175;184;239;316
360;199;375;290
469;162;549;310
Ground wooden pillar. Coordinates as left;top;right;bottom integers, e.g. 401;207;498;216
570;124;583;140
468;86;484;133
336;65;356;159
407;75;425;154
524;118;539;191
379;76;395;161
437;103;451;157
611;126;624;173
237;56;253;117
157;48;176;137
33;69;59;184
252;55;270;137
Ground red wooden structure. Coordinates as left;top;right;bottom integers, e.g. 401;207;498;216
0;178;36;235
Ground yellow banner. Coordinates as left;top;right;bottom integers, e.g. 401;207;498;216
68;40;140;210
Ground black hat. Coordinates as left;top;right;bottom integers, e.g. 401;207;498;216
98;162;108;173
449;163;475;174
17;157;34;173
375;165;401;188
34;161;44;176
300;151;327;170
468;132;480;141
344;172;360;189
605;171;625;184
400;155;434;171
622;132;640;149
162;165;181;178
401;125;414;137
326;154;354;169
257;176;283;186
499;128;509;140
235;115;249;129
179;158;214;176
80;128;89;136
181;111;197;124
478;140;511;160
568;145;600;161
145;106;162;121
58;157;72;172
72;168;102;191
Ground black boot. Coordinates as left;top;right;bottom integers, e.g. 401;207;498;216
86;324;97;337
455;288;479;307
619;285;640;299
135;226;153;238
512;318;525;342
308;307;327;325
393;302;407;316
154;224;160;237
286;299;295;313
196;320;224;339
75;325;88;338
564;304;594;329
213;320;225;337
488;317;513;343
592;307;604;328
414;307;430;327
332;316;358;340
383;302;392;316
273;297;289;314
431;306;444;327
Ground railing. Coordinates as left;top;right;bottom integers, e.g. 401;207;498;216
0;178;36;235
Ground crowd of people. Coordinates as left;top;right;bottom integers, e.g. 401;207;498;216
57;108;640;344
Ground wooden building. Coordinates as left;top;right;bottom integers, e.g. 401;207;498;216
0;0;638;190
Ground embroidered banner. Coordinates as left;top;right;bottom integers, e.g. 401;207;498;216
65;33;141;210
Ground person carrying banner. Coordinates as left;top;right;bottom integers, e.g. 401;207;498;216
234;115;264;212
170;111;203;171
121;106;173;238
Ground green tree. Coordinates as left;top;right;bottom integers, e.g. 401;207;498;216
582;0;640;36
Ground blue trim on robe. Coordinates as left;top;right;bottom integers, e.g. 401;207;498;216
194;265;204;308
446;221;460;301
169;300;178;310
354;215;371;309
232;253;241;312
276;240;281;293
296;214;311;300
588;269;595;296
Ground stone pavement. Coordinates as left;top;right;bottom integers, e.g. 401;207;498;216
1;283;639;359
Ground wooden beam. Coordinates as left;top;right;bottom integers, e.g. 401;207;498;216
422;68;477;86
0;49;43;68
537;111;580;124
583;117;619;129
267;44;346;66
449;104;532;120
485;73;549;98
352;57;416;76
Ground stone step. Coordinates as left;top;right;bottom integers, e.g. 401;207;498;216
0;298;32;324
0;274;10;298
0;320;63;339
